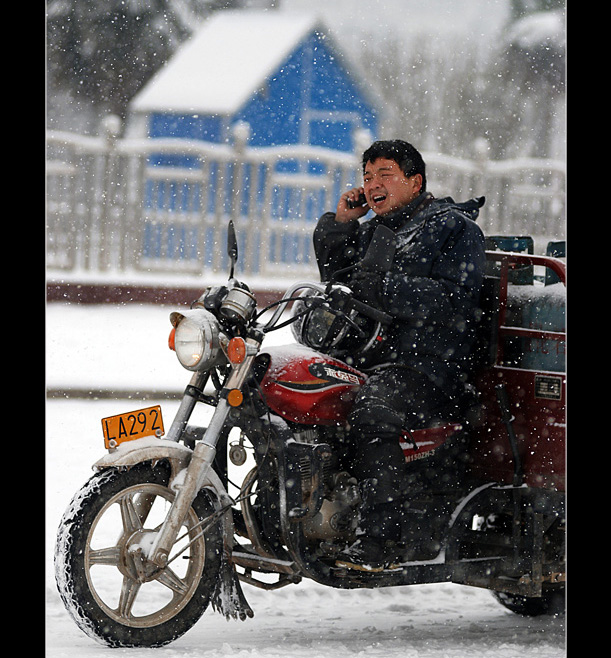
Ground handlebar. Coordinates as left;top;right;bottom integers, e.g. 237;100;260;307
260;280;393;333
261;281;327;331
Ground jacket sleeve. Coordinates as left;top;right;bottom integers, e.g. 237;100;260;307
382;214;486;323
313;212;360;281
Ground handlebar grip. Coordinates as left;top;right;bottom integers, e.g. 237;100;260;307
350;297;393;325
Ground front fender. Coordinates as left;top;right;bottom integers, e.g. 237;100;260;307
92;437;233;506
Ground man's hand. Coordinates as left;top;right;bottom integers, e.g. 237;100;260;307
335;187;369;223
349;268;385;309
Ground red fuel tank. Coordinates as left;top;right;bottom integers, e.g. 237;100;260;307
259;345;367;425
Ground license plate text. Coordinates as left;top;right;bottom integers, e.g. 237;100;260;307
102;405;165;449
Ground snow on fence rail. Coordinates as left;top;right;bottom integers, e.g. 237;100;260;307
46;117;565;282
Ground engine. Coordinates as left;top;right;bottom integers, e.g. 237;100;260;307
290;428;361;542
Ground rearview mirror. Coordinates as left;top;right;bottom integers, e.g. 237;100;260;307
227;220;238;279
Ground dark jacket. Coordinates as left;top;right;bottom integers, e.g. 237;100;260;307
313;192;487;391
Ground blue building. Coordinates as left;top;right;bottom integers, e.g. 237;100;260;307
129;10;378;152
128;10;380;275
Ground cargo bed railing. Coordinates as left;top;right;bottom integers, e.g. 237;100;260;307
485;251;566;368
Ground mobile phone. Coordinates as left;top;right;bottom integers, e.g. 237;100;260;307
347;193;367;209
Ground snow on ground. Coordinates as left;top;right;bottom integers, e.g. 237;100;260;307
45;302;565;657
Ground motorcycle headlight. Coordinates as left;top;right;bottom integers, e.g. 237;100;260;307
170;309;221;371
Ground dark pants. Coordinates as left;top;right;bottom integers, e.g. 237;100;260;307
345;366;459;543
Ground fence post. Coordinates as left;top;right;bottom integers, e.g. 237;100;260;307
98;115;121;271
230;122;250;272
353;128;372;171
124;135;145;273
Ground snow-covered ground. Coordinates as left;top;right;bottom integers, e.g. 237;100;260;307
45;302;565;657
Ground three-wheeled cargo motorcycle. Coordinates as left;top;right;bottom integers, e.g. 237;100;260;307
54;221;566;648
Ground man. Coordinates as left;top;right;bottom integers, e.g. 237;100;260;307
313;140;486;570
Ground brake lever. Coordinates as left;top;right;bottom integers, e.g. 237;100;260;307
349;297;393;326
327;286;392;328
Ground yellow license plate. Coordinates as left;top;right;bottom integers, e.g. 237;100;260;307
102;405;165;449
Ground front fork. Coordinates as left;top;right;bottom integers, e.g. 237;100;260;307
147;339;259;568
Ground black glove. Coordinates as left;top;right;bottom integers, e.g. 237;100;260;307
349;269;385;309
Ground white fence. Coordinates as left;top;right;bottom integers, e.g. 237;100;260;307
46;117;565;282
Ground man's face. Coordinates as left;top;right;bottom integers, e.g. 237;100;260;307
363;158;423;216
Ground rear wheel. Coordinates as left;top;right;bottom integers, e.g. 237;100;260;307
493;587;565;617
447;484;565;618
54;460;223;647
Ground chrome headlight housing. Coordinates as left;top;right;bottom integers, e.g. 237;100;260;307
170;309;221;371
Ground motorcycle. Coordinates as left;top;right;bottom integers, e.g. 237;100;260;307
54;220;566;648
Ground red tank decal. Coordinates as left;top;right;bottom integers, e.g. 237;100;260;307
260;345;366;425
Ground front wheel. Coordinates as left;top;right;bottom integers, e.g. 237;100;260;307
54;460;223;648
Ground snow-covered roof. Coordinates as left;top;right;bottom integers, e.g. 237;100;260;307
131;10;322;115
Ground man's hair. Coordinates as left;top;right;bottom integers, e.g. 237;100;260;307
362;140;427;192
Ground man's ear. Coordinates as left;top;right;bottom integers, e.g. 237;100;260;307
410;173;423;194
